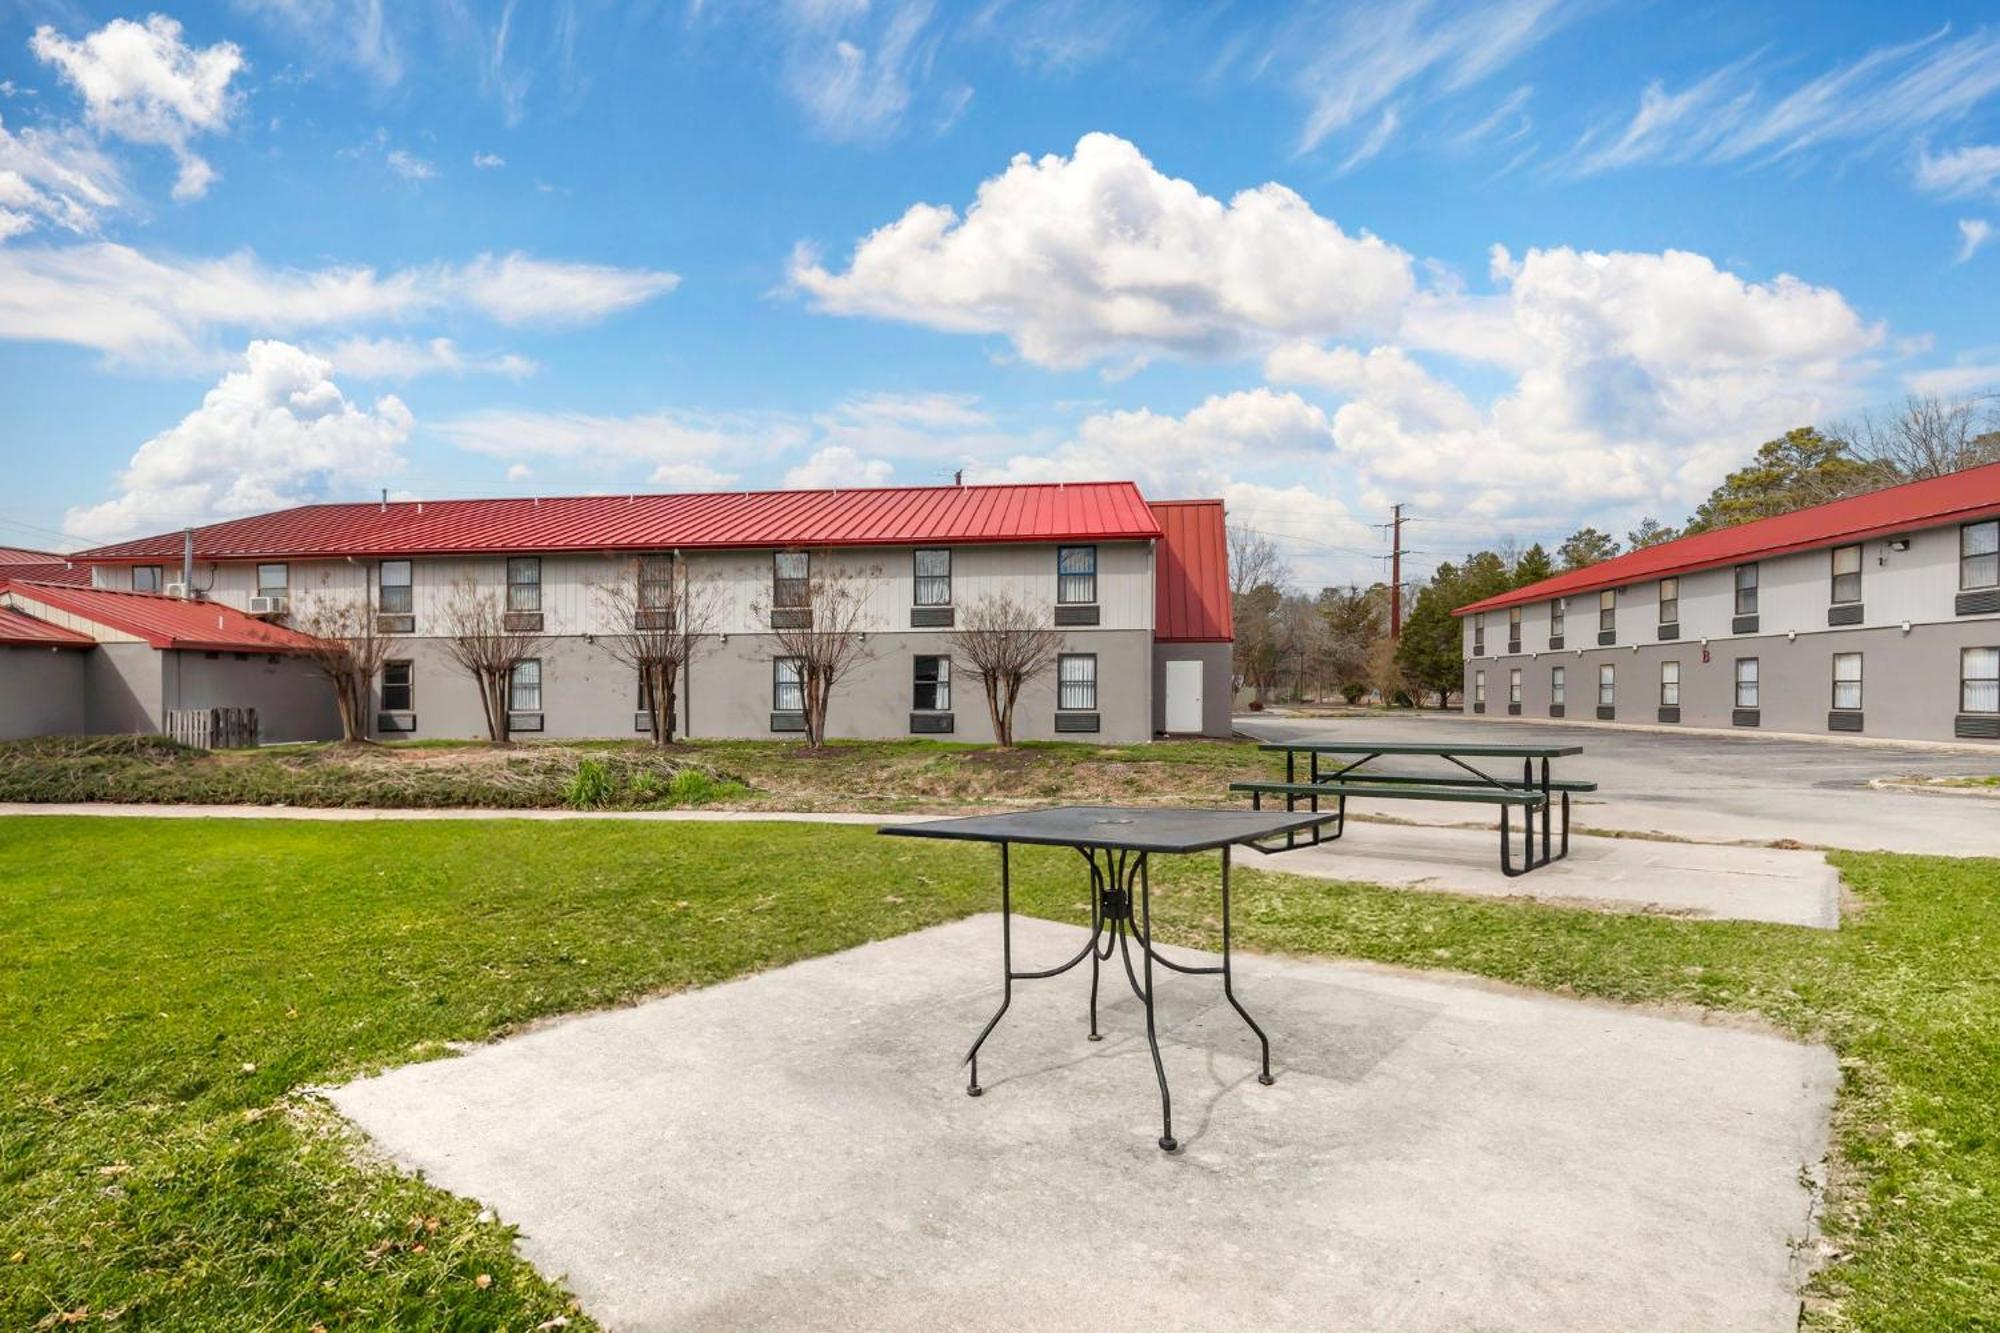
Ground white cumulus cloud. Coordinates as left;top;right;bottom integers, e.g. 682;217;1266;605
65;340;412;543
782;445;896;489
31;15;243;201
790;132;1414;371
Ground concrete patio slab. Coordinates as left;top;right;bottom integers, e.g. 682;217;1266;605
330;916;1837;1333
1256;819;1842;928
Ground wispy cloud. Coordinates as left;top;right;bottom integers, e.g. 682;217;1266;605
1567;25;2000;176
1916;142;2000;198
385;148;434;181
1338;106;1402;174
1450;84;1533;147
1959;218;1994;264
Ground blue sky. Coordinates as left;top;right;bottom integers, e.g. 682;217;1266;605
0;0;1995;585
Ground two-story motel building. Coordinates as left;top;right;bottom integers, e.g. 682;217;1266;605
0;482;1234;744
1454;461;2000;745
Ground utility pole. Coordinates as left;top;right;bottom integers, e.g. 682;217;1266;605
1388;503;1405;641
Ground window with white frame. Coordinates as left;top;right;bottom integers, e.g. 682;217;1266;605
1474;670;1486;705
257;563;288;600
1549;598;1565;640
1830;544;1862;605
1550;665;1566;704
380;660;413;712
1598;588;1615;634
913;549;951;606
1734;563;1758;615
773;551;810;609
1832;653;1862;711
1058;653;1098;710
1660;660;1680;706
507;557;542;613
509;658;542;712
914;655;950;711
1963;647;1999;714
1056;546;1097;604
378;560;413;614
773;657;804;713
1507;606;1521;645
637;554;674;614
1508;668;1521;704
133;565;162;593
1735;657;1760;709
1472;613;1485;655
1598;663;1614;706
1658;577;1678;626
1963;521;1999;590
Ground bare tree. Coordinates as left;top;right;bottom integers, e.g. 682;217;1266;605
440;575;544;743
755;558;879;749
594;555;722;746
948;594;1064;747
292;584;394;743
1227;525;1288;600
1837;391;2000;480
1228;526;1291;705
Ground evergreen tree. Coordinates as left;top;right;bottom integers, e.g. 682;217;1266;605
1626;517;1681;549
1556;527;1621;570
1683;427;1888;533
1512;542;1554;586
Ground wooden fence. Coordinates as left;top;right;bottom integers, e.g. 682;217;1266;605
165;707;259;751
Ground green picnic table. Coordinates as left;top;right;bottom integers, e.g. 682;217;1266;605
1231;739;1593;876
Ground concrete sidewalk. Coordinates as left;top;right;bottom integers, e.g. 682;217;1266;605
331;916;1838;1333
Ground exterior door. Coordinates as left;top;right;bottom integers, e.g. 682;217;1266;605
1165;658;1204;733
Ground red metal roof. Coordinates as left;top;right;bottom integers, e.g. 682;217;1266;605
0;545;65;564
71;482;1165;564
1150;499;1233;642
0;581;330;654
1455;461;2000;616
0;604;94;648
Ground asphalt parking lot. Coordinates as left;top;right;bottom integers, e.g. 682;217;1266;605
1235;713;1997;857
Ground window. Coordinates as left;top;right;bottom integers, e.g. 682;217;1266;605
1598;588;1616;634
257;563;288;600
1472;613;1485;655
378;560;413;614
1549;598;1565;640
913;549;952;606
914;655;950;711
1474;670;1486;705
1658;577;1679;626
1057;546;1097;604
1660;660;1680;707
1507;606;1522;645
638;554;675;614
507;557;542;613
508;659;542;712
1963;521;1999;590
133;565;163;593
1832;653;1862;711
773;551;810;609
1734;564;1758;615
380;660;413;712
1830;544;1862;605
773;657;804;713
1735;657;1759;709
1598;663;1615;706
1057;653;1097;710
1964;647;1999;714
1550;666;1566;704
1508;668;1522;704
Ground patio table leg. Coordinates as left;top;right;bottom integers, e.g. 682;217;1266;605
1136;852;1175;1152
1217;847;1273;1085
963;842;1012;1096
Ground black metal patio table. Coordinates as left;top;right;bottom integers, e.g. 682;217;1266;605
1243;740;1589;875
878;805;1336;1153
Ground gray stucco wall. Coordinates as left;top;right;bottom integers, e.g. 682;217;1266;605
0;646;88;739
1463;619;2000;743
1151;642;1233;737
85;642;164;734
357;630;1155;744
164;651;344;743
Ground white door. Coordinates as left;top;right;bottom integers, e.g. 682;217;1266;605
1165;659;1204;734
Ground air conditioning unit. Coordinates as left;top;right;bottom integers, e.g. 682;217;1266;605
162;582;190;599
247;595;289;617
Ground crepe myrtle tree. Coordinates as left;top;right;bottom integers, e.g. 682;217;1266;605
948;594;1064;747
440;575;544;744
293;582;395;743
594;554;722;746
754;558;880;749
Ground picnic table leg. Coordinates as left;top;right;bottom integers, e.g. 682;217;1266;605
1537;757;1553;866
1136;853;1176;1152
1499;804;1520;877
1218;847;1274;1086
1087;851;1106;1042
963;842;1013;1096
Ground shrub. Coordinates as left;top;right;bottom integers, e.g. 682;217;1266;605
563;758;617;810
666;769;722;806
628;769;665;804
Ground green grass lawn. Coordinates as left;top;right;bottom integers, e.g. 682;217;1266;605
2;817;1997;1329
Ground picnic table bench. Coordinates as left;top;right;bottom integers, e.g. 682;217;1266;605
1232;740;1593;876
